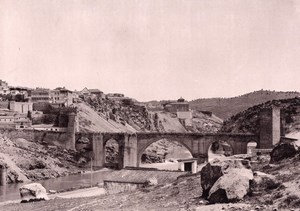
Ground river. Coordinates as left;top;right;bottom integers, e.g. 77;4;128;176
0;169;114;203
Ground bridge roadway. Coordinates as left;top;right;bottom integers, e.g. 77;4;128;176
75;132;259;169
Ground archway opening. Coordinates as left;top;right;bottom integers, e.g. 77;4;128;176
208;141;233;162
75;137;92;166
247;141;257;156
105;139;119;168
140;138;193;170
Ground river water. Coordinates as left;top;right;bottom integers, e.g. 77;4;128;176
0;169;114;203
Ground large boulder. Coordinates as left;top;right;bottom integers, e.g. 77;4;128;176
200;158;251;198
19;183;49;203
270;140;300;163
201;158;253;203
208;168;253;203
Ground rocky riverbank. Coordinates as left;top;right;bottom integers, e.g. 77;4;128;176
1;144;299;211
0;135;84;183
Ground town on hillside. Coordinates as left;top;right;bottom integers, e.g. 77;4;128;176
0;79;132;131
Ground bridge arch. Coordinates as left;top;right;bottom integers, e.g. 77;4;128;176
137;135;195;167
104;138;119;164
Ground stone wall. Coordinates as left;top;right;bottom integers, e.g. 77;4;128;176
0;128;35;141
104;180;144;194
0;129;71;149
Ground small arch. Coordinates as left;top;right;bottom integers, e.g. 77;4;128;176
104;138;119;168
208;140;233;162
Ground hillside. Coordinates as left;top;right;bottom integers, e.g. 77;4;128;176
221;97;300;134
190;90;299;120
77;102;136;133
82;97;222;133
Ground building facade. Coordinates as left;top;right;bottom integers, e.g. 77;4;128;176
9;101;33;114
51;87;74;106
31;88;51;103
164;98;190;113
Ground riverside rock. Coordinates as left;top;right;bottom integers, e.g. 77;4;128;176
200;158;253;203
200;158;251;198
208;168;253;203
19;183;49;203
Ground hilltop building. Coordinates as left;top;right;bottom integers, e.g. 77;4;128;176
51;87;74;106
8;86;32;102
164;98;192;127
106;93;127;101
0;80;9;95
164;98;190;113
80;87;105;99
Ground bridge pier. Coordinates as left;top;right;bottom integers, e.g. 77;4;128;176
119;134;138;168
92;133;105;168
65;112;76;150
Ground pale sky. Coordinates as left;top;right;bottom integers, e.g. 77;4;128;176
1;0;300;101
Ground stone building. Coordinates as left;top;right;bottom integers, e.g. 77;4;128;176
89;89;104;98
80;88;104;99
164;98;190;113
8;86;31;102
9;101;33;114
0;113;31;129
31;88;51;103
51;87;74;106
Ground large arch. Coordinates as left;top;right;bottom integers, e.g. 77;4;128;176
138;137;194;169
138;137;194;162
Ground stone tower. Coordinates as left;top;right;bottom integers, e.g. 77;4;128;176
259;106;282;149
66;111;76;150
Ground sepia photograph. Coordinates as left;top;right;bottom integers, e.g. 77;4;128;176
0;0;300;210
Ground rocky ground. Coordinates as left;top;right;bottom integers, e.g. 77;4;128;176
1;146;300;211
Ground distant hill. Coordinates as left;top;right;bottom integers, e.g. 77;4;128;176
190;90;300;120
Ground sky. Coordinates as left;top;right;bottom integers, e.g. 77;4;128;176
1;0;300;101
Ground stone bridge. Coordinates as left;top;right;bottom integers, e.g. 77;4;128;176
0;107;283;170
78;132;259;169
76;106;283;169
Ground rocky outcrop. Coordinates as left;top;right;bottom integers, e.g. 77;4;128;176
270;140;300;163
201;158;253;203
19;183;49;202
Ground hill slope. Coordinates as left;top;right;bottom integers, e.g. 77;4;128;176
82;97;223;133
221;97;300;134
190;90;299;120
